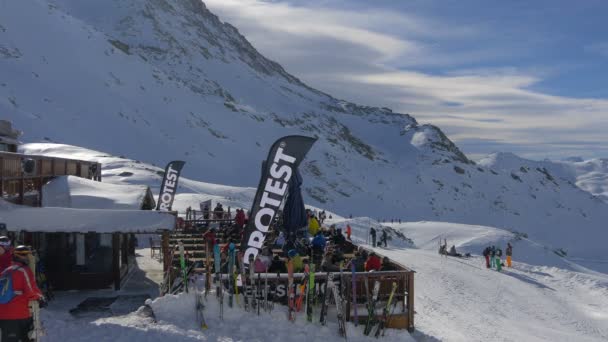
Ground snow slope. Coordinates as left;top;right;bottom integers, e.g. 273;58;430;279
14;144;606;341
479;153;608;203
37;222;608;342
4;0;608;262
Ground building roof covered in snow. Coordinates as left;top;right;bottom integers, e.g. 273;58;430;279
0;199;174;233
42;175;156;210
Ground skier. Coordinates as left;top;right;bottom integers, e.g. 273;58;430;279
332;229;346;248
308;215;320;237
381;230;388;247
506;243;513;268
496;248;503;270
490;246;496;268
202;228;216;247
0;246;44;342
0;236;13;273
369;227;377;247
235;209;246;229
273;231;286;249
311;232;326;268
254;255;267;273
268;255;287;273
213;203;224;219
483;247;490;268
346;224;352;240
365;253;382;271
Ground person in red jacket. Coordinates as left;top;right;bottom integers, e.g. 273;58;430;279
0;236;14;273
235;209;246;229
0;245;44;342
365;252;382;271
346;225;352;241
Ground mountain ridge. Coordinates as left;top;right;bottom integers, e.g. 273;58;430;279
2;0;608;261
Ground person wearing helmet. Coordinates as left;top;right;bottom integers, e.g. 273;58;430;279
0;245;44;342
0;236;13;273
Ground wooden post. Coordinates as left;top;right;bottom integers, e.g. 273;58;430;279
37;158;43;207
112;233;121;290
19;161;24;205
161;231;170;272
0;157;4;197
407;271;415;331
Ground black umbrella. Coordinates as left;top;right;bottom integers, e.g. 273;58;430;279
282;168;307;242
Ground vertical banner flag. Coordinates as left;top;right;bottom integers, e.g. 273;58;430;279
241;135;317;268
156;160;186;211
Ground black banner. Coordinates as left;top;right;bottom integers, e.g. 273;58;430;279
156;160;186;211
242;135;316;267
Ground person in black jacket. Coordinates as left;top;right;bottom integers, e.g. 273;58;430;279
369;227;377;247
267;255;287;273
483;247;490;268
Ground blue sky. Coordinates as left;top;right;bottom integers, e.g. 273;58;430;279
205;0;608;160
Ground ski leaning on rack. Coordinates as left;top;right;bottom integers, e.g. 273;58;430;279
351;262;358;326
330;273;347;339
374;282;398;337
205;241;211;297
364;280;380;335
213;243;223;320
248;255;256;313
160;244;178;295
306;264;315;322
28;252;44;341
297;264;309;312
238;252;248;311
319;271;331;325
228;243;235;308
287;260;295;321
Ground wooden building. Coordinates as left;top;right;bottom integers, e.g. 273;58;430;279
1;199;175;290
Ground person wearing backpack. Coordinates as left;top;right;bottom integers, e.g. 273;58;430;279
0;245;44;342
0;236;13;273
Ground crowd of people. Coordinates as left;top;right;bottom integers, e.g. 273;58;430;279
0;235;45;342
368;227;389;248
194;207;399;280
482;243;513;271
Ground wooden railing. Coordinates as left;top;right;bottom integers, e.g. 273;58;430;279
0;151;102;206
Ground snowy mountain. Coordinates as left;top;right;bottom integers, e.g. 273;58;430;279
3;0;608;262
479;153;608;203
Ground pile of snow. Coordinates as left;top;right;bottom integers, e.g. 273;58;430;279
41;284;415;342
42;175;153;209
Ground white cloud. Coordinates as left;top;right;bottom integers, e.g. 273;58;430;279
204;0;608;160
